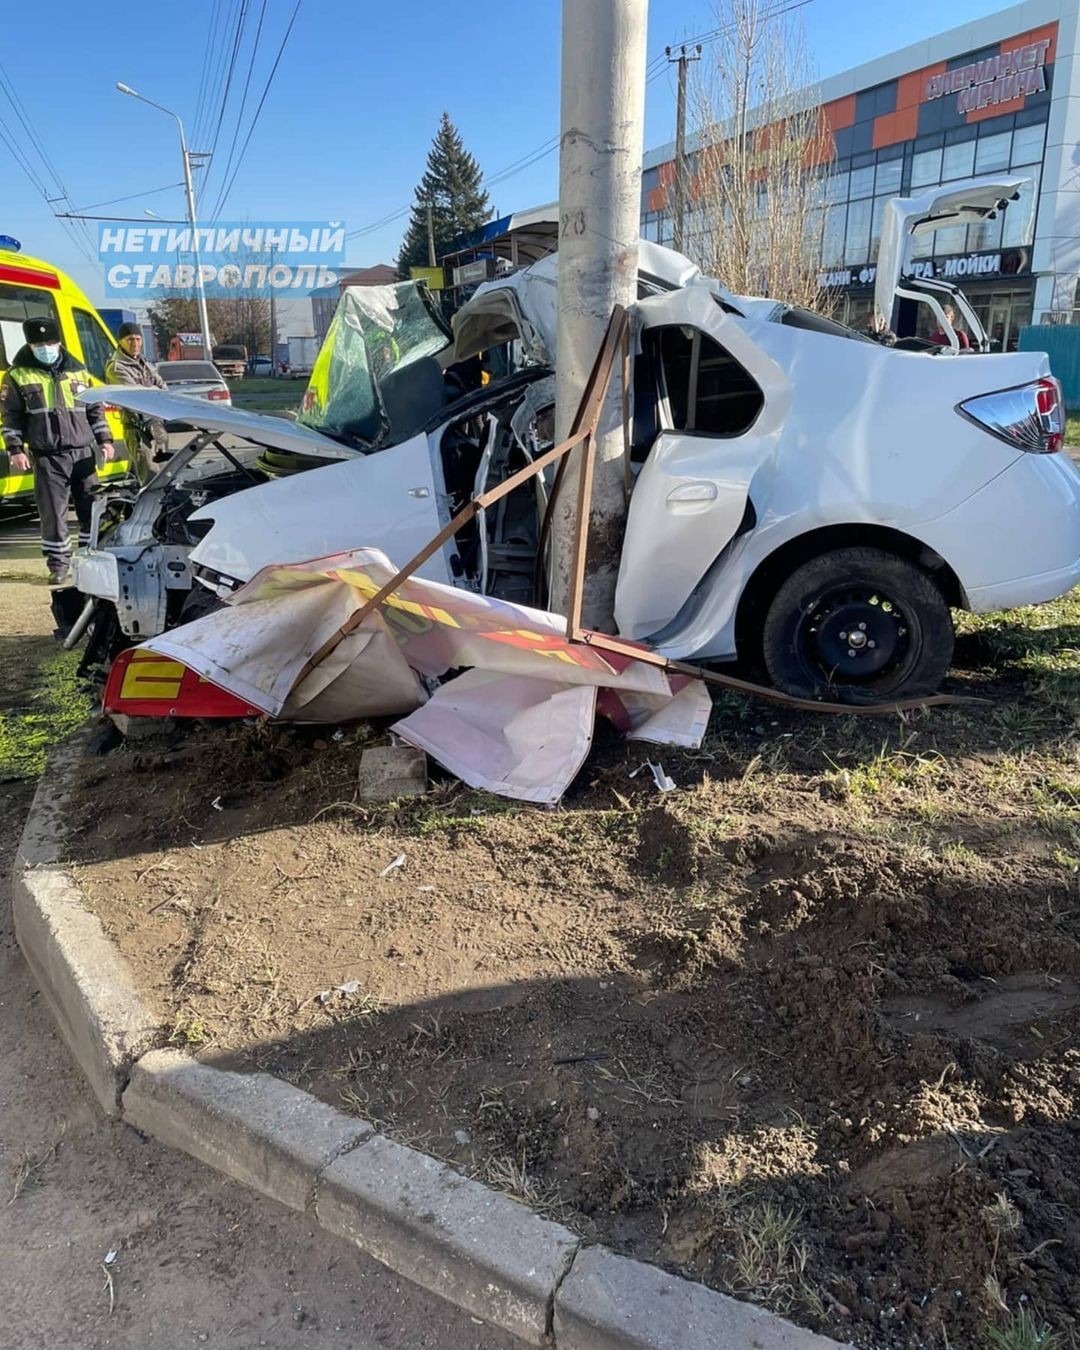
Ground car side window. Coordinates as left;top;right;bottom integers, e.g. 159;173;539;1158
72;309;114;382
652;325;763;437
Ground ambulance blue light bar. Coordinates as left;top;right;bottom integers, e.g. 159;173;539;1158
0;235;21;252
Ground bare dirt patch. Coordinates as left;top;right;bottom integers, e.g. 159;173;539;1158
67;592;1080;1350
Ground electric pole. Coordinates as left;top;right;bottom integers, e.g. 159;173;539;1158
269;243;278;376
551;0;648;629
426;202;437;268
667;43;701;254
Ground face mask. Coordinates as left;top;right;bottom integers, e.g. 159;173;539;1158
32;343;60;364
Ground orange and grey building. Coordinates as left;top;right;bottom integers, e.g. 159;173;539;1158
641;0;1076;350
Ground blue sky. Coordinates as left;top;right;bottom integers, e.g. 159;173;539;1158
2;0;1014;304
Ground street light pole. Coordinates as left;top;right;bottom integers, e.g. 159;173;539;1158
116;82;213;359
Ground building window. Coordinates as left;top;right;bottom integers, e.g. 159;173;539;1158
933;223;968;256
875;159;902;197
870;196;889;262
825;170;848;203
1011;122;1045;166
911;147;942;189
849;165;874;199
822;203;846;266
975;131;1011;175
942;139;975;181
968;211;1003;253
845;198;872;265
1002;167;1040;248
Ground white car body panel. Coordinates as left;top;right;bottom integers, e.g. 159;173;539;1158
188;432;452;586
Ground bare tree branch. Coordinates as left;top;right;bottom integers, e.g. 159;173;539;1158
683;0;834;311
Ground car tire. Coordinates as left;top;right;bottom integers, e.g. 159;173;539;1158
178;584;224;625
762;547;954;703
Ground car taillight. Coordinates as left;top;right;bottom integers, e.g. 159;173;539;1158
958;376;1065;454
208;388;229;401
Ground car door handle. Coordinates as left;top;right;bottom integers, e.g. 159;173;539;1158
666;481;717;513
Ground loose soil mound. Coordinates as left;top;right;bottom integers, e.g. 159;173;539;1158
69;596;1080;1349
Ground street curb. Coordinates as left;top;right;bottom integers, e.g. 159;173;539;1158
11;734;160;1115
10;732;849;1349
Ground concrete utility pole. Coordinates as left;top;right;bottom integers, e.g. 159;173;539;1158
667;43;702;253
268;243;278;376
551;0;648;629
426;202;437;268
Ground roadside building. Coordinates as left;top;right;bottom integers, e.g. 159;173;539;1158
641;0;1079;351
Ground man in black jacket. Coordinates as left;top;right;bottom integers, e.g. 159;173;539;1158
0;317;115;585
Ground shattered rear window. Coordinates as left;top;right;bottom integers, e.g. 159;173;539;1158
298;282;450;448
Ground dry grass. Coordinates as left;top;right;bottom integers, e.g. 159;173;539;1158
8;1127;65;1204
726;1198;811;1311
481;1150;569;1222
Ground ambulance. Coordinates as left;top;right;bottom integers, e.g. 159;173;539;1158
0;235;129;503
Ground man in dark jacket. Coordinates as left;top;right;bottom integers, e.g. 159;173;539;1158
105;321;168;481
0;317;115;585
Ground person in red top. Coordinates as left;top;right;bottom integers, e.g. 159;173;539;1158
929;303;970;350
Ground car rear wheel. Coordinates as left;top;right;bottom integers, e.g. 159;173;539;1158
762;547;954;703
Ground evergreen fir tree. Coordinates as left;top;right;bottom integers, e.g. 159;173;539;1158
397;113;491;277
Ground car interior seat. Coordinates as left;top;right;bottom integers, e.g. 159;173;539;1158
378;356;450;444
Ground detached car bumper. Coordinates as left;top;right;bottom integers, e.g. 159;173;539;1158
71;547;120;602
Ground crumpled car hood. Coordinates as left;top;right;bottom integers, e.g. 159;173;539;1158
79;386;358;460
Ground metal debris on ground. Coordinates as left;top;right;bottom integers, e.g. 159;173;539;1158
317;979;363;1006
629;761;676;792
379;852;406;878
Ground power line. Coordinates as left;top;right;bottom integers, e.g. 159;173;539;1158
344;136;561;243
73;182;184;213
208;0;267;211
191;0;225;150
209;0;303;221
194;0;241;152
346;2;814;251
204;0;249;170
0;80;98;266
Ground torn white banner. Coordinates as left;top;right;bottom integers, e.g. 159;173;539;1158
142;548;711;804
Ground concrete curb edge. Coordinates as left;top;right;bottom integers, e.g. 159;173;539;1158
10;735;847;1349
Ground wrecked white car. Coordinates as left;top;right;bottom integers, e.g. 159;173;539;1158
75;239;1079;703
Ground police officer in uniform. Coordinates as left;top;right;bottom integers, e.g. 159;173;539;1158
0;317;115;585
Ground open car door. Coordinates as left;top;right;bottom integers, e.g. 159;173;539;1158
874;175;1031;351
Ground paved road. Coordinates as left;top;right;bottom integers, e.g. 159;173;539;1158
0;563;516;1350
